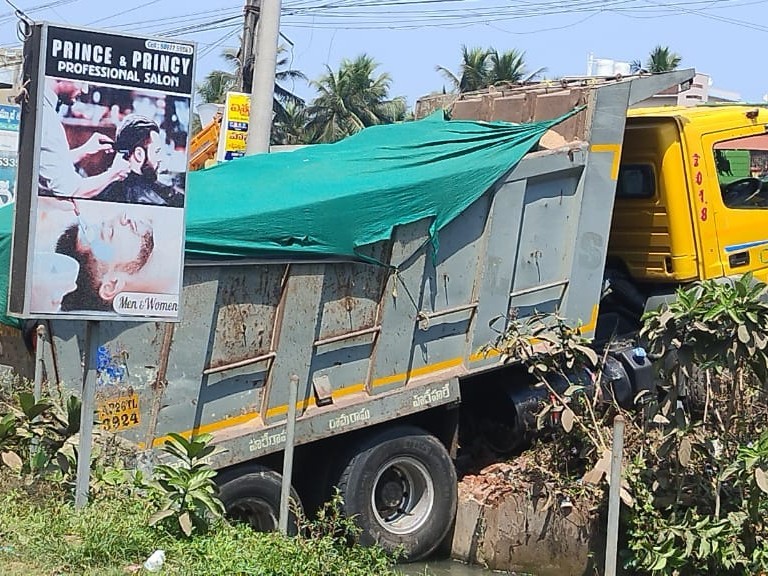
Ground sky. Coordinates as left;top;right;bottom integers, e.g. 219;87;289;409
1;0;767;110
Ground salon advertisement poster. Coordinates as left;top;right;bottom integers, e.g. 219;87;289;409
0;104;20;206
9;23;195;322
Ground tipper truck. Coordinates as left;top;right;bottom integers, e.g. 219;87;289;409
6;68;768;561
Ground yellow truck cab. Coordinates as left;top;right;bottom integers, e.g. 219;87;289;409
604;104;768;330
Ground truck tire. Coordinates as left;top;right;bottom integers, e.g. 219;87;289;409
337;425;457;562
217;466;302;536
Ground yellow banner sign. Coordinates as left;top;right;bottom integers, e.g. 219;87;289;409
219;92;250;161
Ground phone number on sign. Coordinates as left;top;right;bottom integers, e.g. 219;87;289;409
97;394;140;432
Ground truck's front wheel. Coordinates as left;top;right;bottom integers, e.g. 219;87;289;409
337;426;457;562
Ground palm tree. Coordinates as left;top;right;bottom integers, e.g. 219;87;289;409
196;69;236;104
272;101;310;145
221;46;243;89
272;47;307;124
647;45;681;72
196;44;306;115
631;46;682;74
436;45;491;93
306;54;406;144
488;49;545;85
437;46;543;93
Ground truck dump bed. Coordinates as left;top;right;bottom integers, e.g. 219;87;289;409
33;71;692;469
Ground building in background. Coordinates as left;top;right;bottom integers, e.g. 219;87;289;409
0;48;23;102
629;72;740;108
586;54;740;107
0;49;22;207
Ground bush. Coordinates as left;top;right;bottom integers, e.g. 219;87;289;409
623;274;768;575
0;384;401;576
0;473;399;576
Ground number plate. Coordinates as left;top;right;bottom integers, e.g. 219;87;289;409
97;393;140;432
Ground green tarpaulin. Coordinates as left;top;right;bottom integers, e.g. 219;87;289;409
185;111;569;260
0;205;18;329
0;110;574;328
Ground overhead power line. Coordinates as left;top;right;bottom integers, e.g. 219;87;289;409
276;0;768;33
1;0;766;50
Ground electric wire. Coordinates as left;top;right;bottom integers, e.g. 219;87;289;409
0;0;766;49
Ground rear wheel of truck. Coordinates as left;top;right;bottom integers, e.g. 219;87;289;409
337;425;457;562
217;466;302;536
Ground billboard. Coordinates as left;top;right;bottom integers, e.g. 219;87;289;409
0;104;20;206
217;92;249;162
9;23;194;321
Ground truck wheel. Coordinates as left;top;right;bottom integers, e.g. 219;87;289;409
337;426;457;562
217;466;302;536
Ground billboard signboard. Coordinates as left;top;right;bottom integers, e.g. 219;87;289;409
0;104;20;206
217;91;249;162
9;23;195;321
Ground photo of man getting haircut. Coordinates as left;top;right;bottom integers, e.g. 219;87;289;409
39;78;129;199
37;78;189;207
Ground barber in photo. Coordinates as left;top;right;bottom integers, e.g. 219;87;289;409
38;78;130;198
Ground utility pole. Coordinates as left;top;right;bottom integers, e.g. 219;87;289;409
245;0;281;155
239;0;260;93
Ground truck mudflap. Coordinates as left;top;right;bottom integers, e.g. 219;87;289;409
158;377;462;470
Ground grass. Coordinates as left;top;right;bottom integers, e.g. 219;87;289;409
0;382;407;576
0;475;399;576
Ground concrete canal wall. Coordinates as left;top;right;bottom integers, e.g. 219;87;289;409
449;462;603;576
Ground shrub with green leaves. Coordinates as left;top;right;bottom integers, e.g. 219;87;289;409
624;274;768;575
481;312;613;514
147;432;226;537
0;391;80;478
0;470;399;576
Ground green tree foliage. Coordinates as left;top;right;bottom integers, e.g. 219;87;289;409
436;45;544;93
196;69;236;105
305;54;406;143
624;274;768;574
195;45;306;124
147;433;225;537
272;101;309;146
436;45;491;93
489;48;546;85
631;45;682;74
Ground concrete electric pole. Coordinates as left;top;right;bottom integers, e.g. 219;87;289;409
245;0;282;155
239;0;260;93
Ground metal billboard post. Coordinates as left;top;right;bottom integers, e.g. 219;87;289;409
278;373;299;534
32;323;46;402
605;414;625;576
74;320;99;509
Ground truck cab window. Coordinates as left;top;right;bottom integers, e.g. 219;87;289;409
715;135;768;209
617;164;654;199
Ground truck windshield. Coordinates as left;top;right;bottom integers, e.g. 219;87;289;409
715;135;768;209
